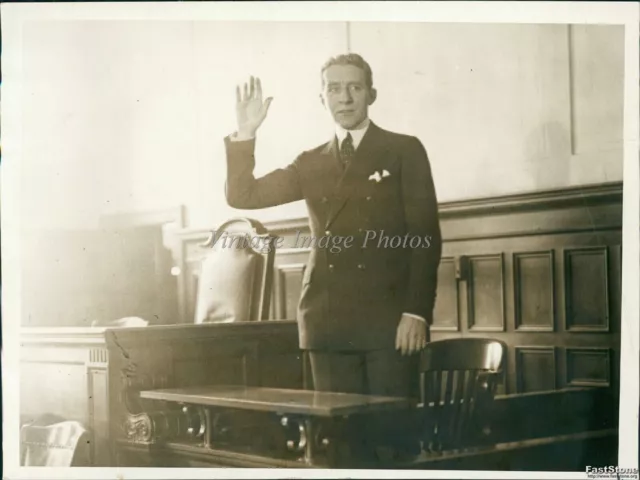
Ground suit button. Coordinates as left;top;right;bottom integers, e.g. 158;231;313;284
325;230;331;236
357;264;366;270
321;197;328;203
328;264;335;272
366;196;372;201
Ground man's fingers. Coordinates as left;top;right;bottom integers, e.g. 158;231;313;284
262;97;274;116
408;333;418;355
401;319;410;354
243;83;249;101
249;76;255;98
236;85;241;103
256;77;263;101
401;333;410;356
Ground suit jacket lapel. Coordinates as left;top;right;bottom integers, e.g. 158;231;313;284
325;122;385;229
321;136;343;175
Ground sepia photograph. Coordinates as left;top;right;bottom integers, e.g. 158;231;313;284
1;2;638;479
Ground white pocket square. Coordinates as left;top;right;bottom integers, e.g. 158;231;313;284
368;171;383;182
368;170;391;183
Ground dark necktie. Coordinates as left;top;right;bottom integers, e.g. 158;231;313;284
340;132;355;168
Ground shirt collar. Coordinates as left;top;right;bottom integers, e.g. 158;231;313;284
335;118;371;151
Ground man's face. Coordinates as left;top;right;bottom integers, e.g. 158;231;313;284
321;64;375;129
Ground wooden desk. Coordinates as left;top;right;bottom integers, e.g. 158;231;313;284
140;385;412;466
116;386;619;470
141;385;412;417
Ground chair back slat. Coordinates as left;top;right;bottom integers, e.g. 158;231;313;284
419;338;506;452
451;370;468;443
443;370;455;406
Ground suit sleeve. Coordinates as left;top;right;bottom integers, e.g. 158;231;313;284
224;136;303;209
400;137;442;323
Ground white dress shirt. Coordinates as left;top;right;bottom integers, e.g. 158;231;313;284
335;118;370;150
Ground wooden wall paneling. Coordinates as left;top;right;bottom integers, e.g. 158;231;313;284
432;257;459;332
564;247;610;332
255;325;305;389
503;249;515;335
565;347;612;388
271;247;312;321
170;340;260;388
275;263;306;321
20;329;111;465
515;346;557;393
87;367;110;465
496;348;508;395
489;387;618;442
87;346;110;466
467;253;505;332
513;250;555;332
609;245;622;335
457;256;470;335
167;183;622;397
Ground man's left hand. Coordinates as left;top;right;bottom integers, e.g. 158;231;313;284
395;314;429;356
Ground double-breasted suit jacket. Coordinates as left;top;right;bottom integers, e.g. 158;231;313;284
225;122;442;351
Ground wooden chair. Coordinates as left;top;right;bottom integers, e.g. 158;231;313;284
193;217;277;323
20;414;90;466
418;338;506;452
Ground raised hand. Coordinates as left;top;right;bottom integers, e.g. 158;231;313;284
235;76;273;138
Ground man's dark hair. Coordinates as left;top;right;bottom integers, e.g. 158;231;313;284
321;53;374;90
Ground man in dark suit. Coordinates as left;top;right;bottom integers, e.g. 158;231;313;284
225;53;441;401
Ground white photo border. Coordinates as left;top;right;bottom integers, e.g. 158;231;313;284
2;2;638;479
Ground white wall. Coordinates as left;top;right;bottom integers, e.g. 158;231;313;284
19;21;623;230
351;23;623;200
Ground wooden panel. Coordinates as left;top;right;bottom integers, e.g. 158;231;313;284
89;368;110;465
513;251;555;332
171;343;259;388
432;257;459;332
564;247;609;332
276;263;305;321
185;259;202;324
566;348;611;387
489;387;618;442
515;347;557;393
258;351;304;389
609;244;622;335
20;332;113;466
467;254;504;332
